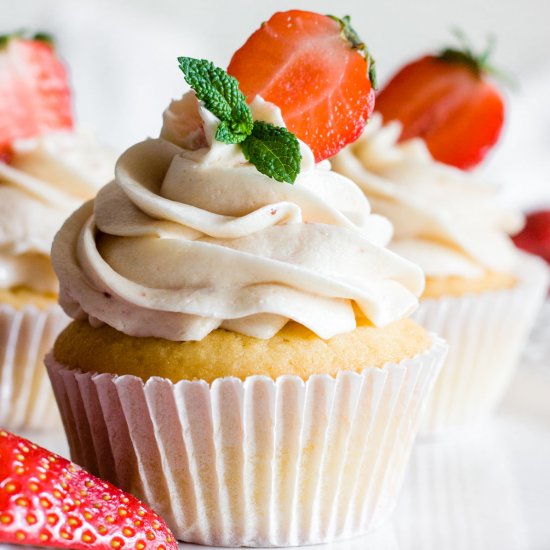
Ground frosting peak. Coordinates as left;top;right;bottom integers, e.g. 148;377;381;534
53;93;424;341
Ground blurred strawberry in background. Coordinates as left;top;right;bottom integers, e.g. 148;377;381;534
513;210;550;265
0;32;73;163
376;32;505;170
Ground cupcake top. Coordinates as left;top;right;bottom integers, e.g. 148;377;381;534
53;88;425;341
0;33;114;295
332;114;523;279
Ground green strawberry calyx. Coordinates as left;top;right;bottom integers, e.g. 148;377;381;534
327;15;377;89
438;29;515;87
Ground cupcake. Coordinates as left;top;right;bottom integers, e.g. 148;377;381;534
46;11;447;546
332;43;549;434
0;32;114;430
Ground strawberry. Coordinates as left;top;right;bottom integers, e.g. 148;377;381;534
0;430;176;549
0;32;73;162
512;210;550;264
375;34;505;170
227;10;376;162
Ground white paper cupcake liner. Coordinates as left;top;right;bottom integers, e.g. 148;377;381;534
46;335;447;547
0;302;68;431
415;253;549;436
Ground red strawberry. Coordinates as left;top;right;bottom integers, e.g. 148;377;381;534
0;430;176;549
512;210;550;264
0;32;73;162
375;36;505;170
227;10;376;162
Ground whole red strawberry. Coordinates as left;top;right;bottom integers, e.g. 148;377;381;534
512;210;550;264
0;32;73;163
376;34;505;170
228;10;376;163
0;430;176;549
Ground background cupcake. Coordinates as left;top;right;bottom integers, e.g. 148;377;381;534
46;11;447;546
0;32;114;430
332;41;549;434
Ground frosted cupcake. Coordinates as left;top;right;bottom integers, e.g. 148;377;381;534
0;32;114;430
332;114;549;434
46;11;447;546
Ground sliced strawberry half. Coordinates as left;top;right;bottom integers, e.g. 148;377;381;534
0;429;176;549
0;32;73;162
227;10;376;162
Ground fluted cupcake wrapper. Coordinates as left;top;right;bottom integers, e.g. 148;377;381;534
46;335;447;547
416;253;549;436
0;303;68;431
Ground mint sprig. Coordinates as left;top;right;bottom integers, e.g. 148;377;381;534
178;57;301;183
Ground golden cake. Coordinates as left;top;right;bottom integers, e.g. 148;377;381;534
54;317;431;383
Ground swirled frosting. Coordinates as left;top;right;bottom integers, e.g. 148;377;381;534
0;133;114;293
332;114;524;278
52;93;425;341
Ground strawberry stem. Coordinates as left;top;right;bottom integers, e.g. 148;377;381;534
0;30;54;49
32;32;54;45
327;14;377;89
438;29;516;88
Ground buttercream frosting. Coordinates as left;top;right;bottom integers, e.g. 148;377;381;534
53;93;425;341
331;114;523;278
0;132;114;293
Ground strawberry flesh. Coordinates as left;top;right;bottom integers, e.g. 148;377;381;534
0;37;73;161
0;430;176;549
228;10;375;162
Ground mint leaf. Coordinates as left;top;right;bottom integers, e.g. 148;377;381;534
178;57;253;143
241;122;302;184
